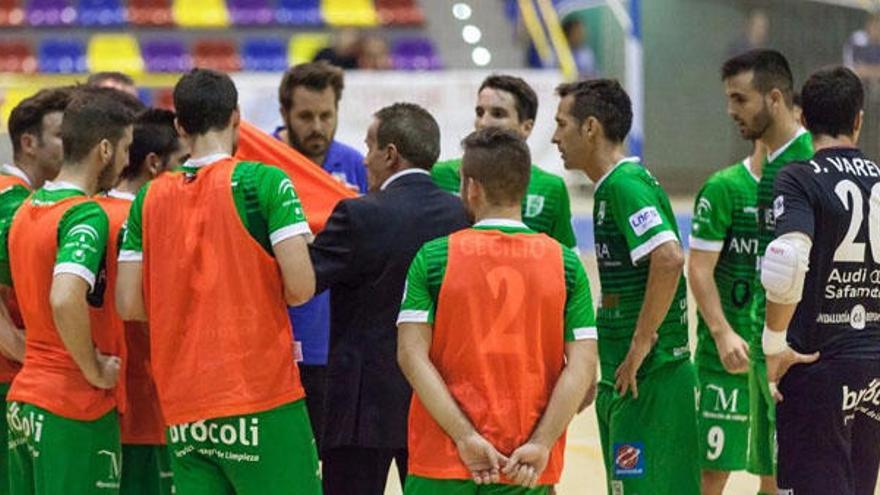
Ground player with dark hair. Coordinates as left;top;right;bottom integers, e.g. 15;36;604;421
721;49;812;494
87;71;138;97
398;126;597;494
552;79;699;495
116;68;321;494
764;66;880;495
97;108;186;495
3;89;134;494
0;85;72;490
431;74;576;248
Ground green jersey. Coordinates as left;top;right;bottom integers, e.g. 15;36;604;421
120;154;310;261
750;130;814;355
398;220;596;341
592;158;689;378
0;165;32;287
690;160;759;372
0;181;108;290
431;159;577;248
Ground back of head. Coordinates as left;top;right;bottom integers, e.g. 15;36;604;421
801;66;864;139
279;61;344;113
721;49;794;105
87;71;135;88
173;69;238;135
62;88;135;163
123;108;180;180
374;102;440;170
82;85;146;115
480;74;538;123
555;78;632;143
461;127;531;206
8;86;74;158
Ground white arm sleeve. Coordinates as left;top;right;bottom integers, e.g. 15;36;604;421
760;232;812;305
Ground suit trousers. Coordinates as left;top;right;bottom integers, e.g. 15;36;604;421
322;446;408;495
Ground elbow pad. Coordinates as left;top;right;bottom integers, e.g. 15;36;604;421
760;232;812;305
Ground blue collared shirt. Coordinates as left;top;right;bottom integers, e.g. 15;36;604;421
274;127;367;365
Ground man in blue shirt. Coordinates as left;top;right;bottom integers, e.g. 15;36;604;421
276;61;368;455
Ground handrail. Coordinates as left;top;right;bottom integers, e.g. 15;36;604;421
536;0;578;81
517;0;554;67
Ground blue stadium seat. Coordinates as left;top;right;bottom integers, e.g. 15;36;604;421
142;38;191;72
242;37;287;72
275;0;321;26
26;0;76;26
79;0;125;26
391;37;441;70
38;38;87;73
227;0;271;25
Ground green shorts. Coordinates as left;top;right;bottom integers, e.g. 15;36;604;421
165;399;320;495
696;366;749;471
0;383;9;490
596;359;700;495
121;444;173;495
404;475;549;494
7;402;121;494
747;357;776;476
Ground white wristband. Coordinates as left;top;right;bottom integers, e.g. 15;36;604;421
762;325;789;356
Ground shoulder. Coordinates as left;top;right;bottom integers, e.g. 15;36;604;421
605;162;652;191
432;159;461;174
329;140;365;162
530;165;567;188
62;200;109;232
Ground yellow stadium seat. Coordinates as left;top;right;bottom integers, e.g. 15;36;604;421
321;0;377;26
288;33;330;66
87;34;145;74
172;0;229;27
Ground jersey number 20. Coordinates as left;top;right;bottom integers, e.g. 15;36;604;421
833;180;880;263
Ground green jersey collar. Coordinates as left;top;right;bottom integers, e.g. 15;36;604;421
43;180;86;194
741;157;759;182
0;164;31;187
474;218;529;230
593;156;640;192
767;127;808;163
183;153;232;170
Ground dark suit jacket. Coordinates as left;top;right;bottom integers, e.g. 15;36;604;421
309;171;470;451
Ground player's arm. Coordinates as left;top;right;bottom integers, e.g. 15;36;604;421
688;181;749;373
762;167;820;400
552;177;577;248
117;186;148;321
611;180;684;398
308;200;361;293
53;204;119;389
0;287;24;362
396;247;507;485
260;166;315;305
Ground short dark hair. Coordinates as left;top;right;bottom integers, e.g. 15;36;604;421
461;127;531;206
87;71;135;88
8;87;73;158
279;61;344;113
374;103;440;171
122;108;180;180
173;69;238;135
556;79;632;142
721;49;794;105
83;85;146;114
61;89;135;163
479;74;538;122
801;66;864;138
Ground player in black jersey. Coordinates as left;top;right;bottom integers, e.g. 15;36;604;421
762;66;880;495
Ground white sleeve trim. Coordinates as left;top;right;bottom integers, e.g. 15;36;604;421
117;250;143;262
630;230;679;264
572;327;598;341
53;262;96;290
270;222;312;246
688;236;724;252
397;309;430;325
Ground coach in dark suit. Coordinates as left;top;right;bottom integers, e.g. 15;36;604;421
309;102;470;495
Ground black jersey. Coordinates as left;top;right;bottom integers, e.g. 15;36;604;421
773;147;880;359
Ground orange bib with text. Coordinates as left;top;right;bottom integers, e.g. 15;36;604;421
8;196;122;420
142;157;303;425
94;196;163;442
0;174;29;383
407;228;568;485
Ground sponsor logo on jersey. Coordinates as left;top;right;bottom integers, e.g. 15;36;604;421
525;194;545;218
842;378;880;425
597;201;607;225
628;207;662;237
168;417;260;447
773;195;784;220
613;442;645;477
96;450;121;488
728;236;758;255
695;197;712;221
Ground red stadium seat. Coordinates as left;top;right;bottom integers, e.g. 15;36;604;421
374;0;423;26
0;41;36;73
129;0;172;25
192;39;241;72
0;0;24;26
